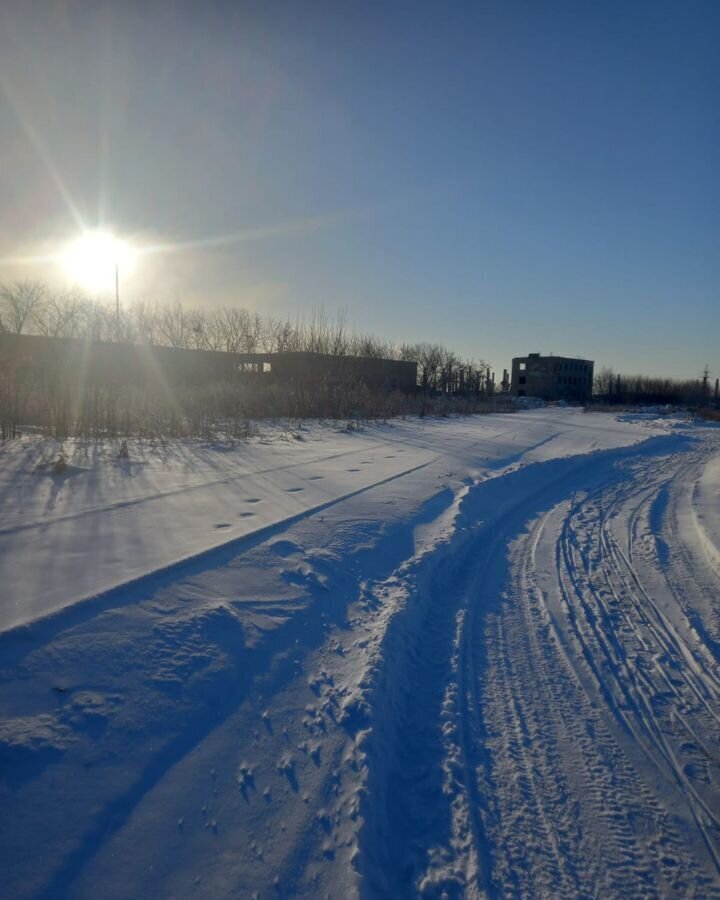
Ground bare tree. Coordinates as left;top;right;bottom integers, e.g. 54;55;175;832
0;280;46;334
216;307;250;352
130;298;161;345
258;316;281;353
34;287;87;338
159;302;189;348
187;308;208;350
305;307;337;355
275;318;299;353
414;343;443;394
83;301;116;342
202;309;227;352
594;367;615;398
330;308;350;356
247;313;263;353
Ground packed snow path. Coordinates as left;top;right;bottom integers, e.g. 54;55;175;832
360;429;720;898
1;411;719;899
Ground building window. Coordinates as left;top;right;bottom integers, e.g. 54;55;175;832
519;362;526;371
263;362;272;373
519;375;526;385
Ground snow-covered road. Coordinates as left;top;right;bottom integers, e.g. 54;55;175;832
1;410;719;898
358;428;720;898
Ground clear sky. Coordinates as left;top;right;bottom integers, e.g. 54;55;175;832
1;1;718;378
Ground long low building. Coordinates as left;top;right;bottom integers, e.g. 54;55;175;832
232;351;417;391
0;333;418;392
511;352;594;402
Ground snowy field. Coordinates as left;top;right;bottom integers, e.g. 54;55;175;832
1;408;719;899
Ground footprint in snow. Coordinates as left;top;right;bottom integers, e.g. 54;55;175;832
238;512;255;518
286;487;304;493
214;523;232;530
244;497;262;504
346;468;360;472
270;539;301;557
308;475;324;481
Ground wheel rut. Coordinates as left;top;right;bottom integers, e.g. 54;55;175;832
359;433;720;898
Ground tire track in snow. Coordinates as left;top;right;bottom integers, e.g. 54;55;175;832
355;444;660;897
660;449;720;659
358;433;720;898
483;501;702;898
545;439;720;893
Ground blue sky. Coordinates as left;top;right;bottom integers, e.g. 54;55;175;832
1;1;718;378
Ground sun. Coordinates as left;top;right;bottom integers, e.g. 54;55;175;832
59;230;136;292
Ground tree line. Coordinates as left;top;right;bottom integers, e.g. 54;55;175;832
0;280;505;439
593;367;719;407
0;279;491;396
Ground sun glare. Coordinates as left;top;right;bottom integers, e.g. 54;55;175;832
60;230;136;292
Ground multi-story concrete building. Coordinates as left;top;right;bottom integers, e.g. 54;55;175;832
510;353;594;402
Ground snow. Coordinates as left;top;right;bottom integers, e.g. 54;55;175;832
1;408;719;898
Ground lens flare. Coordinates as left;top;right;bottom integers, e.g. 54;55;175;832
60;231;136;292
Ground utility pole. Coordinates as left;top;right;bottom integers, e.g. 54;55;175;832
701;365;710;405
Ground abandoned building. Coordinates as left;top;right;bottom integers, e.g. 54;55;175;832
0;333;418;393
232;351;416;391
510;353;594;402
